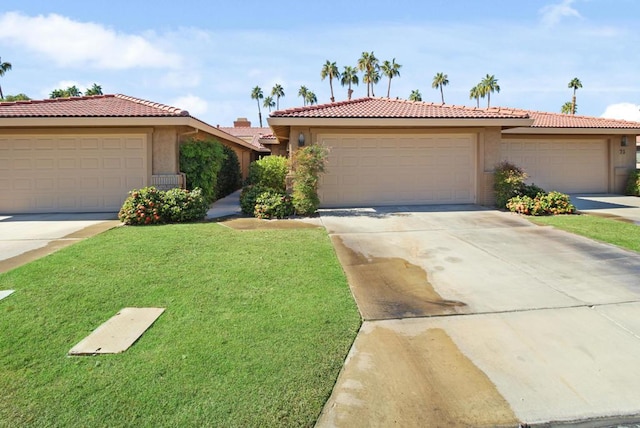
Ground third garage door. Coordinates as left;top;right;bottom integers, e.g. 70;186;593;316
501;139;608;193
318;134;476;207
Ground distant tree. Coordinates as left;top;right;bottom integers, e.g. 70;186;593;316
298;85;309;106
305;91;317;106
561;101;574;114
0;57;12;99
250;86;264;127
271;83;284;110
568;77;582;115
480;74;500;107
2;93;30;101
49;85;83;98
340;65;359;100
408;89;422;101
263;95;275;112
321;60;340;103
85;83;103;96
358;51;380;97
381;58;402;98
469;85;482;108
432;72;449;104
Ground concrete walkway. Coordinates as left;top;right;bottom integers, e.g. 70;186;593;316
207;190;242;219
571;194;640;224
316;205;640;427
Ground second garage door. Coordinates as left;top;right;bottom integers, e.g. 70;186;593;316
318;134;476;207
501;139;608;193
0;134;148;214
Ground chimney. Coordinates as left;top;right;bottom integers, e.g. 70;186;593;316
233;117;251;127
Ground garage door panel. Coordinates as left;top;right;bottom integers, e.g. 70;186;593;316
319;134;475;207
502;139;607;193
0;135;147;213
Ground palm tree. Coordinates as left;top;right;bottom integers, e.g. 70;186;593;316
3;93;30;101
271;83;285;110
321;60;340;103
0;57;12;99
568;77;582;115
340;66;359;100
298;85;309;106
358;51;380;97
561;101;574;114
432;72;449;104
66;85;82;97
305;91;317;106
480;74;500;107
263;96;275;112
381;58;402;98
250;86;264;127
469;85;482;108
85;83;103;96
408;89;422;101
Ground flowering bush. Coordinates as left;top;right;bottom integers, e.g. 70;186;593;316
254;190;294;219
118;187;164;225
506;191;575;216
118;187;208;225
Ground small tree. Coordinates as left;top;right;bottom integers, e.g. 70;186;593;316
179;137;225;203
216;145;242;198
292;145;329;215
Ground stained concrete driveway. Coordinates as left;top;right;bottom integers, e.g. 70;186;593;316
0;213;119;273
317;206;640;427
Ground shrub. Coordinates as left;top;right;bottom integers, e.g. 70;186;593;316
254;190;294;219
118;187;208;225
180;138;225;203
494;161;528;208
162;188;209;222
292;145;329;216
118;187;166;225
216;145;242;199
246;155;288;191
625;169;640;196
506;191;575;216
240;184;269;215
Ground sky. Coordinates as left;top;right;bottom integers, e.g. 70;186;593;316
1;0;640;126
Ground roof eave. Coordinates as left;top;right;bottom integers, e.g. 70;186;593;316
503;127;640;135
267;117;534;128
0;116;192;127
186;117;269;152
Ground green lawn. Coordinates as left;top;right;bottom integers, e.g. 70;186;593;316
531;214;640;253
0;223;361;427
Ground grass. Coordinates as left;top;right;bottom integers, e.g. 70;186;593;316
0;223;361;427
531;214;640;253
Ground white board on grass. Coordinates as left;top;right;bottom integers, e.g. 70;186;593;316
0;290;14;301
69;307;165;355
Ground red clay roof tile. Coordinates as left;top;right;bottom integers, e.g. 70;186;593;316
0;94;189;118
270;97;530;119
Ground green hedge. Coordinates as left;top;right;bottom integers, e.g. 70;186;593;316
180;138;225;203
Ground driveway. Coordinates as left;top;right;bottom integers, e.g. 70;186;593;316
571;194;640;224
0;213;119;274
316;205;640;427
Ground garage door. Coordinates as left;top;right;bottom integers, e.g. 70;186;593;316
318;134;476;207
0;134;147;213
501;139;608;193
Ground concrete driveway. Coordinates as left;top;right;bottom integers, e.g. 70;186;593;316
0;213;119;274
316;205;640;427
572;194;640;224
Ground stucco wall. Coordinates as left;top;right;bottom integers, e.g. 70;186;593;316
152;126;179;174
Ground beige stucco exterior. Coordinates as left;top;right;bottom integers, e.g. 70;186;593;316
267;117;639;208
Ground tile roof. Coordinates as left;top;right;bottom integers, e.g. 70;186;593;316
218;126;276;151
270;97;530;119
0;94;189;118
523;110;640;129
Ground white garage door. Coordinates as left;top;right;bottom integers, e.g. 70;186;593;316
501;139;608;193
0;134;147;214
318;134;476;207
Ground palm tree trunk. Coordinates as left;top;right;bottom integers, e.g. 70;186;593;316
571;94;576;115
348;87;353;100
387;78;391;98
487;92;491;108
330;79;335;103
0;85;3;99
476;97;479;108
256;100;263;127
276;96;279;110
440;86;445;104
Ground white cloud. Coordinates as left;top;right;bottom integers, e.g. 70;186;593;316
539;0;582;27
171;95;208;116
601;103;640;122
0;12;181;69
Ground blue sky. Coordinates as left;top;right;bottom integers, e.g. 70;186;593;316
1;0;639;126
